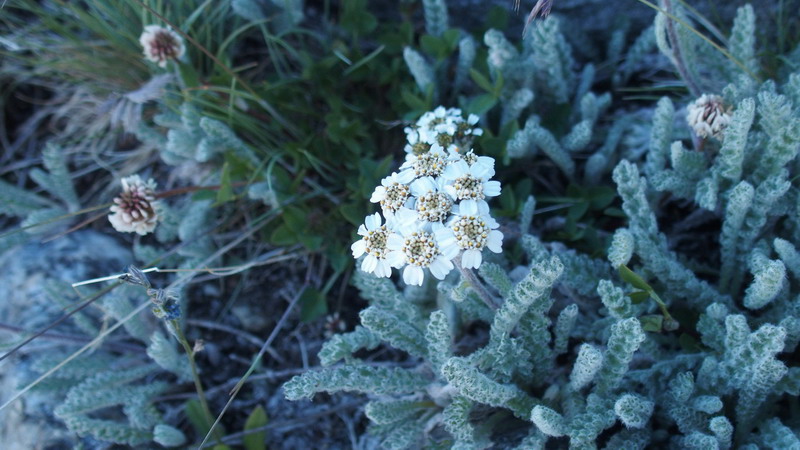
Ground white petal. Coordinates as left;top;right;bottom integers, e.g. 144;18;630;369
395;207;418;226
485;215;499;229
404;265;424;286
387;233;405;251
397;169;416;184
487;230;504;253
375;260;392;278
441;243;460;260
472;129;483;136
362;255;378;273
483;180;501;197
411;177;436;197
429;257;454;280
459;199;478;216
386;250;406;267
370;186;386;203
476;201;491;216
442;160;468;180
476;155;494;168
365;213;381;230
357;224;368;235
435;229;456;248
351;239;366;257
462;249;482;269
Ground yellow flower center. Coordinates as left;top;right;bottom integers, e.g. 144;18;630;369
403;231;439;267
452;216;489;250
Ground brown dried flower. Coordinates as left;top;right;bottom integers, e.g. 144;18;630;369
108;175;161;235
139;25;185;68
686;94;732;141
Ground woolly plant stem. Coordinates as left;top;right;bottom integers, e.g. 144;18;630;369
170;320;224;444
455;255;499;310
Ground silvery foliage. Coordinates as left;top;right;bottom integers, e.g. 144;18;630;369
0;143;79;251
21;282;190;446
285;3;800;448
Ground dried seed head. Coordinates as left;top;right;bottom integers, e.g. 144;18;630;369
686;94;732;141
108;175;162;235
139;25;185;68
120;265;151;288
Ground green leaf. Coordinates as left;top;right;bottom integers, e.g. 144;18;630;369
485;5;509;30
481;136;506;157
618;264;653;292
466;94;498;116
216;162;235;204
340;202;365;226
515;178;533;202
185;399;214;438
299;287;328;322
243;405;268;450
327;246;351;273
192;190;217;201
420;34;446;59
492;70;504;94
587;186;616;210
603;207;627;218
628;291;650;305
401;89;429;112
470;68;495;93
282;206;307;232
639;314;664;332
567;201;590;223
299;234;324;251
443;29;460;49
270;224;298;246
499;184;516;212
678;333;703;353
177;61;200;88
340;0;377;35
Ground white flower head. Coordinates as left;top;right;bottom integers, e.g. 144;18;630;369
386;226;457;285
109;175;162;235
686;94;731;140
324;312;347;338
405;176;454;224
411;106;483;153
449;149;494;174
370;172;412;216
398;144;448;182
351;213;396;278
441;158;500;208
436;200;503;269
404;127;432;155
139;25;185;68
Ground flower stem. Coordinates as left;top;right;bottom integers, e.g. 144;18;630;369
661;0;701;97
170;320;224;444
454;256;499;310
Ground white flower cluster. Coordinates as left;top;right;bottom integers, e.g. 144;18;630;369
352;107;503;286
686;94;731;141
